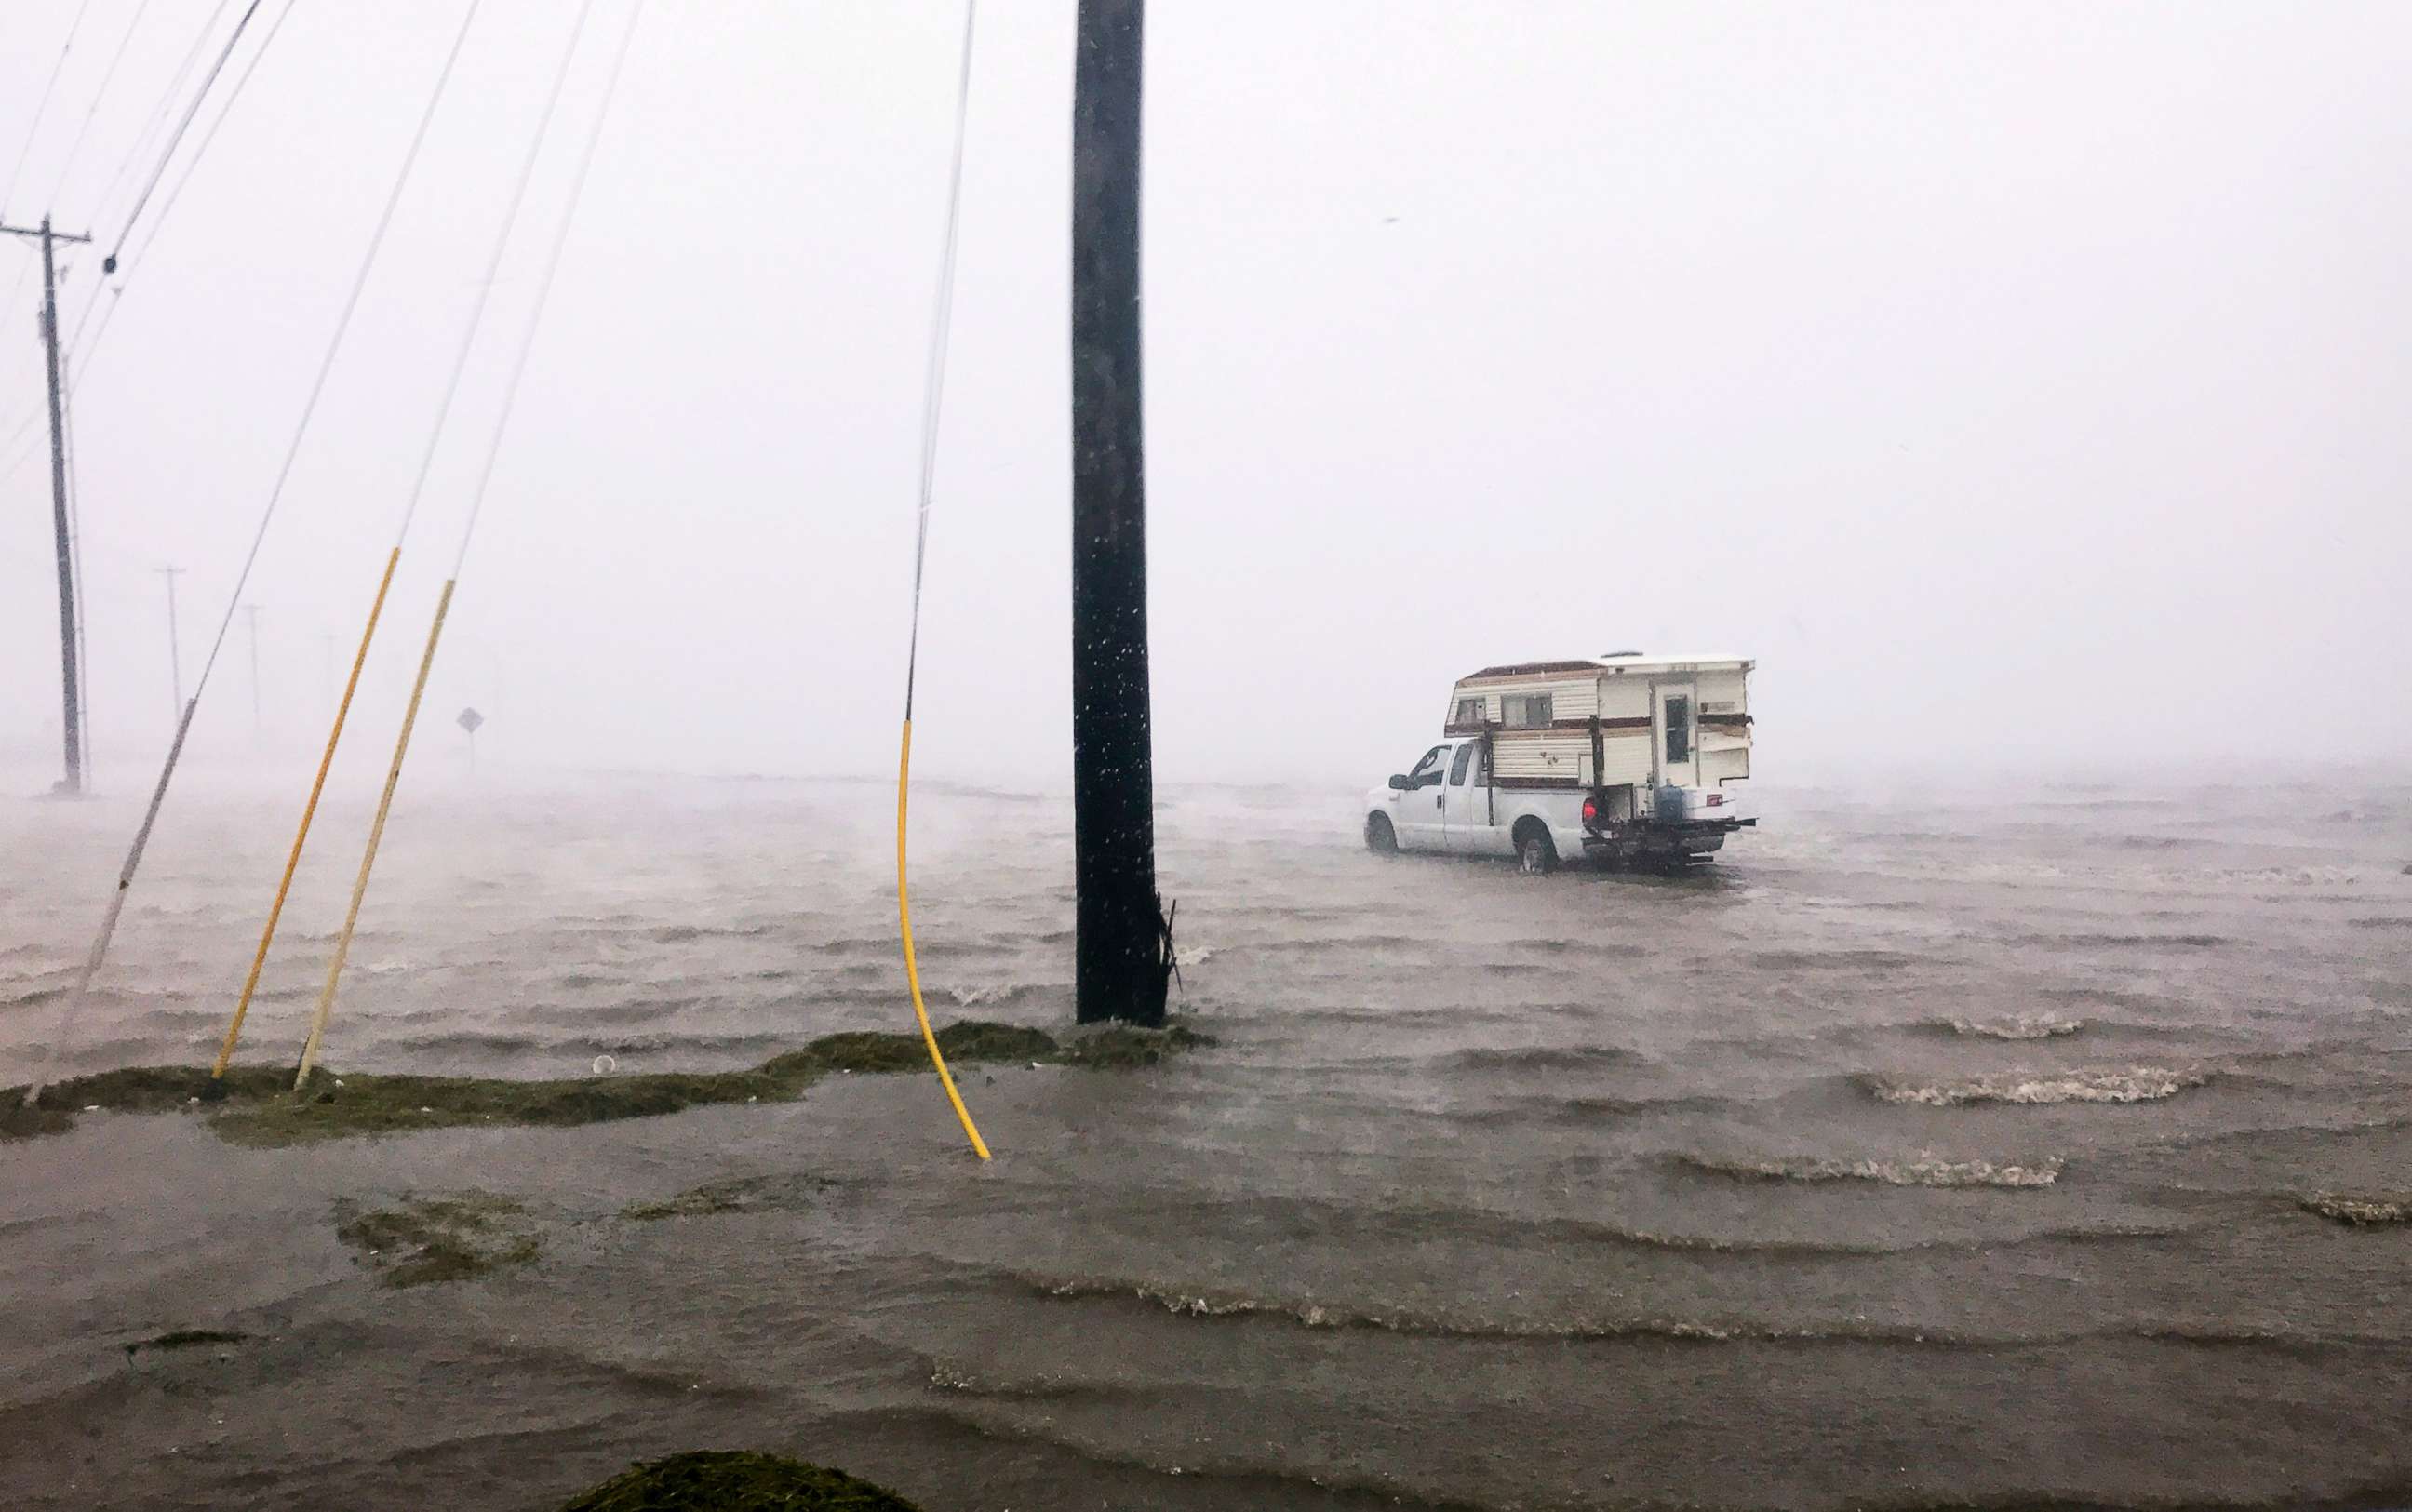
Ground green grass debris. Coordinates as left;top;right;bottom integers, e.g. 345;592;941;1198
2300;1193;2412;1226
1060;1022;1213;1068
3;1019;1211;1147
557;1451;923;1511
333;1191;543;1288
124;1329;249;1358
622;1173;836;1222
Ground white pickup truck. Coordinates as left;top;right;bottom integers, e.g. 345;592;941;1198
1361;652;1757;873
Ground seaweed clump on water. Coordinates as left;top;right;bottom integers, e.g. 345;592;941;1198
756;1020;1060;1080
622;1173;836;1222
333;1191;543;1288
208;1067;796;1147
557;1451;923;1511
124;1329;249;1358
2;1064;291;1139
0;1103;74;1141
5;1017;1212;1145
2300;1193;2412;1226
1060;1022;1215;1068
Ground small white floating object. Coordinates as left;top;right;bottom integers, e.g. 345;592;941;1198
419;1106;434;1114
186;1096;199;1104
84;1104;100;1112
592;1054;618;1076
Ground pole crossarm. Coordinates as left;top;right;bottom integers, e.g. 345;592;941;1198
0;223;92;243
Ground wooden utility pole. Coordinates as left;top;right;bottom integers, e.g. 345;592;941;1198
2;216;94;795
1070;0;1171;1025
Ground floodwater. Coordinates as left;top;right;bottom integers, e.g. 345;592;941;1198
4;769;2411;1510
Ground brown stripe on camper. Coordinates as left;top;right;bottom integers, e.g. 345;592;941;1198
1701;713;1752;730
1458;661;1602;681
1450;721;1639;737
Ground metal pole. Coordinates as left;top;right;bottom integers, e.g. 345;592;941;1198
1070;0;1170;1025
157;566;185;716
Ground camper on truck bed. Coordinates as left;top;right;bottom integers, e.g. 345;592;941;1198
1363;652;1758;873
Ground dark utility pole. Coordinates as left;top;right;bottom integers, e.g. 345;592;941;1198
1069;0;1171;1025
3;216;94;795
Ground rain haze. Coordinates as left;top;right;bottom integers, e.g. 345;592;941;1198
7;7;2412;1512
1;2;2404;788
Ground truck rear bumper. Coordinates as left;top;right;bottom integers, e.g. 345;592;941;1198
1582;816;1753;862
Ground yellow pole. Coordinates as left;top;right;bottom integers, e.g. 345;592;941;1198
898;718;991;1159
212;547;401;1079
293;579;454;1088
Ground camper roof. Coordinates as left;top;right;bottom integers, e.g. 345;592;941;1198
1460;652;1753;682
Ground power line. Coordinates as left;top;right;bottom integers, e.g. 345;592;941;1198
450;0;645;577
23;0;490;1110
1;0;101;220
0;0;241;477
103;0;268;274
291;0;650;1087
83;0;236;238
214;0;606;1081
34;0;302;421
395;0;602;548
904;0;979;720
0;0;103;325
46;0;162;214
110;0;298;286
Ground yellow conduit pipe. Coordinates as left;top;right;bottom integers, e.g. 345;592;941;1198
211;546;401;1079
293;578;453;1088
898;718;991;1159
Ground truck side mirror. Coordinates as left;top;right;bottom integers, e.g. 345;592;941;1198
1387;774;1412;791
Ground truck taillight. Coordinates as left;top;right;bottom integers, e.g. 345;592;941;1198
1581;797;1599;824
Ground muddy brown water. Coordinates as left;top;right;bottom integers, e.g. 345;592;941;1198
4;770;2410;1510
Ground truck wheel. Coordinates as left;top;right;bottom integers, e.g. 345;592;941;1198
1365;813;1398;854
1514;821;1558;875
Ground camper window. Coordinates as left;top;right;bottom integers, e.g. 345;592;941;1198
1450;743;1478;785
1454;697;1484;725
1665;696;1693;763
1504;694;1554;729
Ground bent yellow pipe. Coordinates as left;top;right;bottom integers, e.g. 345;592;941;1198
213;545;400;1079
898;718;991;1159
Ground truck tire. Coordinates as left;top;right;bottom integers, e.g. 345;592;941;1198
1365;813;1398;854
1513;820;1557;875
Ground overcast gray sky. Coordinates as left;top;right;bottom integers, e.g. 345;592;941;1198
1;2;2405;792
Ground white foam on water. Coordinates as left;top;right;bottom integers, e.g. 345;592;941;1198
1873;1067;2206;1105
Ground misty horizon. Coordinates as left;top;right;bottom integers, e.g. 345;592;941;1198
4;3;2405;796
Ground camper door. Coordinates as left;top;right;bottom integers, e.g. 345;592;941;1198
1655;680;1699;787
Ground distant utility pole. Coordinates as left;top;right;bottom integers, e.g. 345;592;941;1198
243;604;263;739
1;215;95;795
157;566;186;717
1069;0;1172;1025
